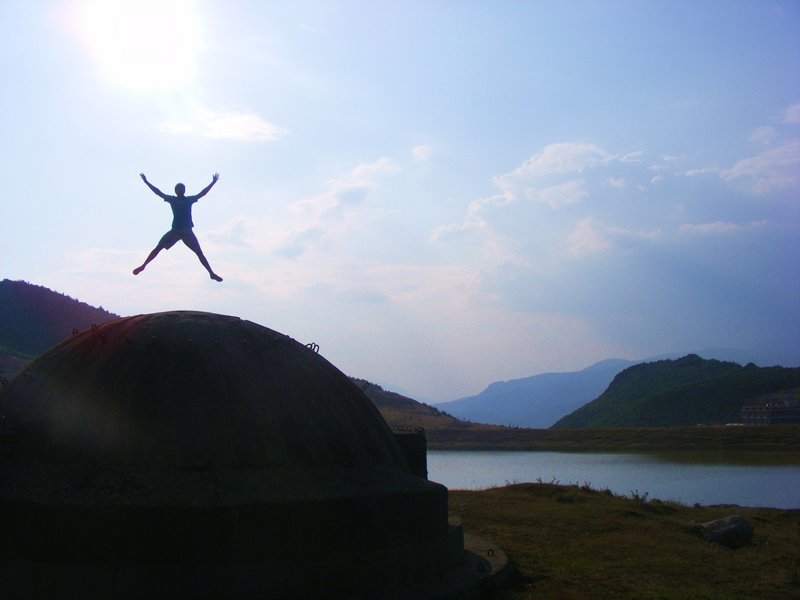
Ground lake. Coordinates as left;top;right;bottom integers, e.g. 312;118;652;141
427;450;800;509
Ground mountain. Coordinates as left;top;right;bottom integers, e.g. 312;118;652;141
551;354;800;429
352;378;476;430
438;359;637;428
0;279;118;378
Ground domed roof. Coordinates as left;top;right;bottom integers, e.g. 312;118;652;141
5;312;402;461
0;312;428;506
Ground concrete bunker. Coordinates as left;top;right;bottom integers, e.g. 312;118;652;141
0;311;463;597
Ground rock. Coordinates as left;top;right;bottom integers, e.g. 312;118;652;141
691;515;754;549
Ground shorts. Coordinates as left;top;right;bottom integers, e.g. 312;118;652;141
158;228;198;250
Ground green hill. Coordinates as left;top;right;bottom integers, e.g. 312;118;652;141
0;279;118;372
551;354;800;429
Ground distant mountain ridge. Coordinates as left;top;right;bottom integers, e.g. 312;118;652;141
439;346;800;429
552;354;800;429
0;280;118;375
439;359;636;428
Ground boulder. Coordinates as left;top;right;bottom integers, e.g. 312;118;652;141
691;515;754;549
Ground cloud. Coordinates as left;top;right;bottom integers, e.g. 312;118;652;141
529;179;588;208
431;193;506;240
748;126;777;145
678;221;767;235
685;167;720;177
607;177;626;189
507;142;610;178
159;108;288;142
412;145;433;161
275;157;399;257
493;142;609;200
433;142;683;243
722;140;800;194
567;217;611;257
784;102;800;124
565;218;661;258
434;143;615;240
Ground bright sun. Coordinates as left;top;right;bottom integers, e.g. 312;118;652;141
75;0;202;93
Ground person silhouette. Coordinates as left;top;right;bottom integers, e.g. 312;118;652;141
133;173;223;282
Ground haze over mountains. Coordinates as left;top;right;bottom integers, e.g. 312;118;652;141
438;359;636;428
2;279;797;431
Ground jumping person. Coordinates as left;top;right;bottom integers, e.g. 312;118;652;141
133;173;223;282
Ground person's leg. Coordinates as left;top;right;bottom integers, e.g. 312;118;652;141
133;231;178;275
182;231;223;282
132;246;161;275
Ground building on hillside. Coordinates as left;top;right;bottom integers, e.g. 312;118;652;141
741;392;800;425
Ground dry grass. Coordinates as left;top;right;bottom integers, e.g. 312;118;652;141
450;483;800;599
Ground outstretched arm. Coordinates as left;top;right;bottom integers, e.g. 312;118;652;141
140;173;167;199
195;172;220;200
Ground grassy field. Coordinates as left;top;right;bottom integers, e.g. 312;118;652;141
449;483;800;599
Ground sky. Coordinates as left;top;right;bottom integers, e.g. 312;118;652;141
1;1;798;402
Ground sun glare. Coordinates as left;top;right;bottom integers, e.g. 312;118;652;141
75;0;202;93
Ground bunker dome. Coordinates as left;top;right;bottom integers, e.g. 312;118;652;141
0;311;462;597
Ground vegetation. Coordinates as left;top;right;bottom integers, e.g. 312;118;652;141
552;354;800;429
450;483;800;599
0;279;117;359
354;378;474;430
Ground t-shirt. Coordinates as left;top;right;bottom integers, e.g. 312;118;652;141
165;195;198;229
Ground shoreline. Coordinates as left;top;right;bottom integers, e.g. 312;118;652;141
424;424;800;456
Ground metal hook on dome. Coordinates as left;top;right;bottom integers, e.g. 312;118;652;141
305;342;320;353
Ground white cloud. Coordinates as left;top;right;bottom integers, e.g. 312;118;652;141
608;177;626;189
276;157;399;256
432;194;503;240
347;156;399;181
679;221;742;235
159;108;288;142
679;221;767;235
748;126;777;145
494;143;609;200
528;179;588;208
685;167;721;177
567;217;611;257
412;145;433;161
722;140;800;194
434;142;670;242
783;102;800;124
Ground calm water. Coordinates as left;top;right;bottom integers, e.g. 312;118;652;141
427;450;800;509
